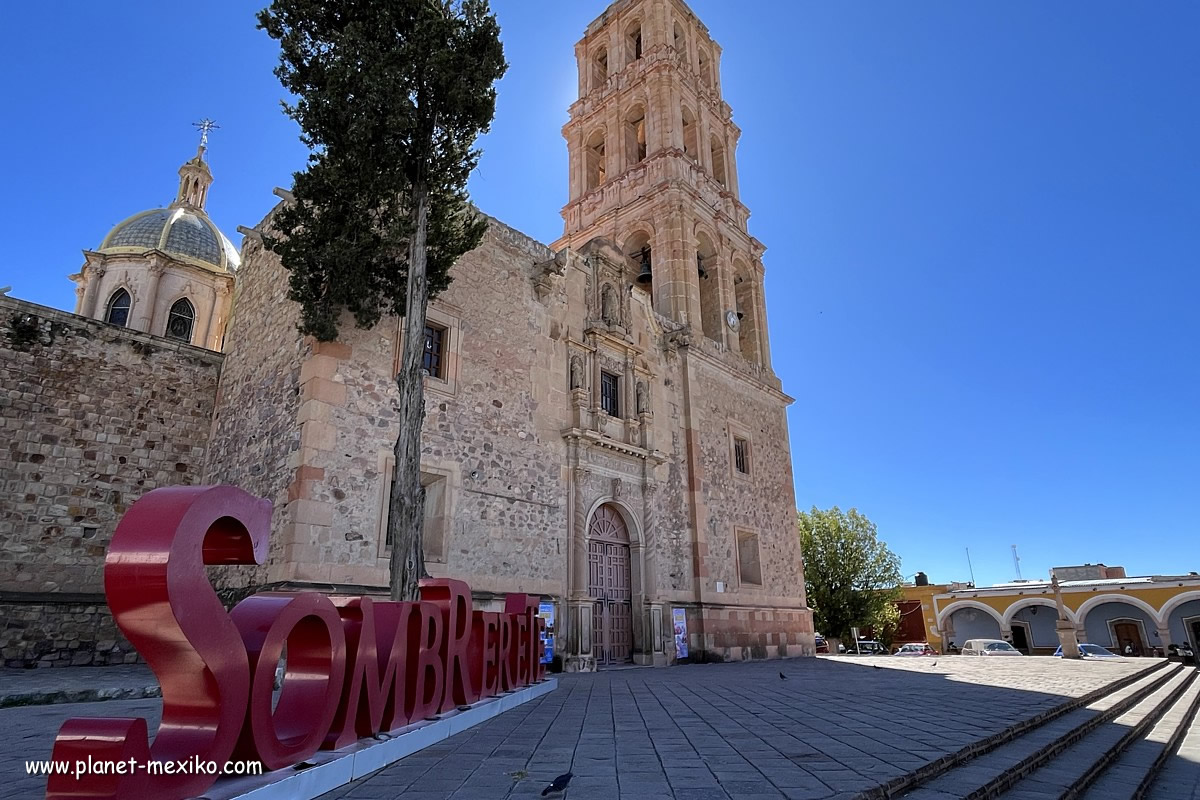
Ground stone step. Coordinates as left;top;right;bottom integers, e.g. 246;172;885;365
995;666;1195;800
897;662;1184;800
1078;672;1200;800
1145;671;1200;800
867;661;1172;800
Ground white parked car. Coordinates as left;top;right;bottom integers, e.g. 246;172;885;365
961;639;1023;656
1053;644;1121;659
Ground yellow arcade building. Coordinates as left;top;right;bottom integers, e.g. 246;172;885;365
897;564;1200;656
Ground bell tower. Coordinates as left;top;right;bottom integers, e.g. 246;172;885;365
557;0;771;370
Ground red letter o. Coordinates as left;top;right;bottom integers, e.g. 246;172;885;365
231;593;347;770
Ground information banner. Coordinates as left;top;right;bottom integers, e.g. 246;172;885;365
672;607;689;659
538;602;556;664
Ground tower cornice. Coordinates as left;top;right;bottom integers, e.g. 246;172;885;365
565;51;734;133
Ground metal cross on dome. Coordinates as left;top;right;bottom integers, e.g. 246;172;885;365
193;118;220;149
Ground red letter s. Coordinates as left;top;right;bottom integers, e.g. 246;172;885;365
46;486;270;800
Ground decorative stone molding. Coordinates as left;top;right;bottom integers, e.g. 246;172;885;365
532;249;567;301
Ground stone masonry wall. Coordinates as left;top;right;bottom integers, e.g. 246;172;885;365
422;219;570;597
203;220;306;596
683;346;813;661
0;295;222;666
247;216;573;597
693;355;804;603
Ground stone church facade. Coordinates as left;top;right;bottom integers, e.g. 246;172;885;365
0;0;812;669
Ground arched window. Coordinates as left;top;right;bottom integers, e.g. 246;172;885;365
165;298;195;343
710;135;727;187
673;21;687;65
625;105;647;165
105;289;131;327
592;47;608;91
733;264;760;364
698;48;712;87
585;129;606;191
696;234;721;343
626;22;642;64
681;106;698;160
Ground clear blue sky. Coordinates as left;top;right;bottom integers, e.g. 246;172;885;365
2;2;1196;588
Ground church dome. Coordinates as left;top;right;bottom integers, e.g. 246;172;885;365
96;140;239;272
99;206;240;272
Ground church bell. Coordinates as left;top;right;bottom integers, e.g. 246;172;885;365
636;248;653;283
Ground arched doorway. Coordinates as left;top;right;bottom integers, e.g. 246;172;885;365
588;504;632;664
1081;601;1155;656
1163;596;1200;655
943;603;1004;650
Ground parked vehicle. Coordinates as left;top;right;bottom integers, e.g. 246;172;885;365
1053;643;1121;659
894;643;936;656
814;635;829;654
847;640;888;655
961;639;1023;656
1167;643;1196;665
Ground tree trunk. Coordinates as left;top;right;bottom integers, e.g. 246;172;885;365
388;180;431;602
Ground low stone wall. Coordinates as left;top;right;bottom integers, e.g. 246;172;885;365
683;603;815;663
0;593;136;668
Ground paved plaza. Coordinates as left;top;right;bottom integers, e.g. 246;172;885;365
4;655;1179;800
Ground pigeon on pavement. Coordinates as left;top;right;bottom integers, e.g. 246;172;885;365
779;671;787;680
542;772;573;796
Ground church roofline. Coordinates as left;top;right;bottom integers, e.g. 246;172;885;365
251;196;558;265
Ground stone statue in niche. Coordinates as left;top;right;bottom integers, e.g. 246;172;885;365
601;284;618;326
570;355;584;389
636;380;648;414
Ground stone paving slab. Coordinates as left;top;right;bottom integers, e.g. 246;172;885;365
0;697;162;800
310;657;1149;800
0;664;158;708
0;656;1155;800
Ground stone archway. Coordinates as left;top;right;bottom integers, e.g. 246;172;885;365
941;601;1005;648
588;504;633;664
1079;600;1157;654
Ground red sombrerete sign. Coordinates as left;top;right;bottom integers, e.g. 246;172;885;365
44;485;547;800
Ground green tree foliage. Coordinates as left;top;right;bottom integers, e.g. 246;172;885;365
259;0;506;600
797;506;903;643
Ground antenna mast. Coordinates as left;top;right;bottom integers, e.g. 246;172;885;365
965;548;976;587
1012;544;1022;580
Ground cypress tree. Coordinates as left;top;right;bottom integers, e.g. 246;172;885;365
258;0;507;599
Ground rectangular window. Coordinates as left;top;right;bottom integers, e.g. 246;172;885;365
380;462;449;563
737;531;763;587
423;324;446;378
734;437;749;475
600;371;620;417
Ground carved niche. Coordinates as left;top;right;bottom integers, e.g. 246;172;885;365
579;236;630;332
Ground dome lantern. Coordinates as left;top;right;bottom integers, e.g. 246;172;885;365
176;145;213;210
176;119;219;210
